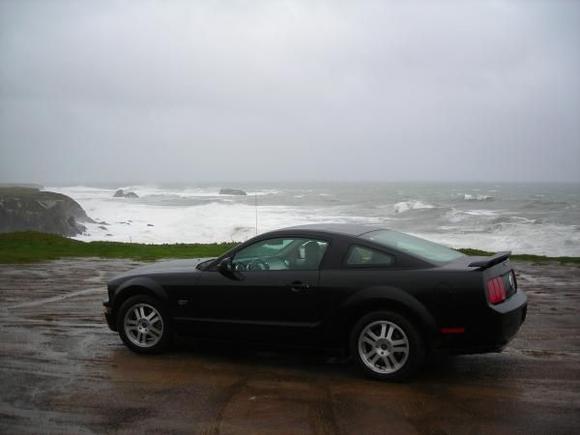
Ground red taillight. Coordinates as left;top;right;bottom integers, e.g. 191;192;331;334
486;276;506;305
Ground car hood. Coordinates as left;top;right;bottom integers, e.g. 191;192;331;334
110;258;215;282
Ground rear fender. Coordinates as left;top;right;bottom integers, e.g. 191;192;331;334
336;286;438;341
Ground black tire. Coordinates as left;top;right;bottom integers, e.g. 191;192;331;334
117;295;172;354
350;311;425;381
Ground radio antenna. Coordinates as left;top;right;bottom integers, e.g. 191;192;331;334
254;193;258;235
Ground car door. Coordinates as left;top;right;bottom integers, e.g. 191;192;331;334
176;237;330;344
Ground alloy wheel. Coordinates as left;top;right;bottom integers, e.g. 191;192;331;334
123;303;164;348
358;320;410;374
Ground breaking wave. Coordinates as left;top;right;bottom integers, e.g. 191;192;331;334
462;194;494;201
393;200;435;214
44;183;580;256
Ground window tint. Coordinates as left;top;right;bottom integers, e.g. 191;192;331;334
360;230;465;264
233;238;328;271
235;238;293;260
346;245;394;267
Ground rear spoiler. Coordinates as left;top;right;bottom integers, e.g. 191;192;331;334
468;251;511;269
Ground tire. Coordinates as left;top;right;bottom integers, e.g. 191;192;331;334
117;295;172;354
350;311;425;381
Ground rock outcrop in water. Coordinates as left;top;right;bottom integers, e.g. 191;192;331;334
113;189;139;198
0;187;93;237
219;188;247;196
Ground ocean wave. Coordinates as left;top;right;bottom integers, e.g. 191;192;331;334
464;209;498;217
491;215;539;225
77;201;265;244
444;208;541;228
48;185;280;203
462;193;494;201
47;183;580;256
415;221;580;256
393;200;435;214
521;199;570;210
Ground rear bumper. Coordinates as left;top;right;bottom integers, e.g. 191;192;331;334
437;289;528;354
103;301;117;331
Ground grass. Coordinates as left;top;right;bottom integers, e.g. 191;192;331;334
0;232;238;263
0;231;578;265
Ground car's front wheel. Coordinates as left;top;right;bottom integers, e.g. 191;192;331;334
351;311;425;381
117;295;172;354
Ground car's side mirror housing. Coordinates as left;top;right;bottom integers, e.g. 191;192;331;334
217;257;245;280
217;257;234;273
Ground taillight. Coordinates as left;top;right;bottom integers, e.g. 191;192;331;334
486;276;507;304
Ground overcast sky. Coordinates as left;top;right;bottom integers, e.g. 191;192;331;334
1;0;579;184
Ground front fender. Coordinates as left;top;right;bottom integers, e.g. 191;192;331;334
112;276;169;307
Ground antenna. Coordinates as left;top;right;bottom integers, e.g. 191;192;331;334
255;193;258;235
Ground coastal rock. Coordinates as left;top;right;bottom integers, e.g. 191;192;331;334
113;189;139;198
0;187;94;237
219;188;247;196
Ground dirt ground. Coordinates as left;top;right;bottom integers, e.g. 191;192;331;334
1;259;579;434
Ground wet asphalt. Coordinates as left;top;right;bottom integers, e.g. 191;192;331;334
0;259;579;434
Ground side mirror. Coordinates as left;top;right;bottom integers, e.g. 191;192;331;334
217;257;234;274
217;257;244;280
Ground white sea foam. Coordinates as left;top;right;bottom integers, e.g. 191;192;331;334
464;209;498;216
78;201;269;244
393;200;435;214
415;221;580;257
462;193;494;201
44;184;580;257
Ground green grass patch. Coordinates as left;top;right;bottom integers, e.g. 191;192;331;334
0;232;238;263
0;231;578;265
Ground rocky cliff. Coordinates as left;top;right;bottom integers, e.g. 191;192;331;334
0;187;93;237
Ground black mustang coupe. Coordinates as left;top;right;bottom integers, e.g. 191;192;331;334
104;224;527;380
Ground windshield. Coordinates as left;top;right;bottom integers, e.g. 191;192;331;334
360;230;465;264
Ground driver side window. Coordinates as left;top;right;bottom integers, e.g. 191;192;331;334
232;237;328;271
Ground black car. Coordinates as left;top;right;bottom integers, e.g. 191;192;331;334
104;224;527;380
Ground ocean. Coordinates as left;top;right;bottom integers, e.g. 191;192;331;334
46;182;580;257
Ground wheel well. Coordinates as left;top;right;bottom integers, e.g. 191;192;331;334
112;286;159;321
343;300;434;353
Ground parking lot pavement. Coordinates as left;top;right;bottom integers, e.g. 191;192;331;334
1;259;579;434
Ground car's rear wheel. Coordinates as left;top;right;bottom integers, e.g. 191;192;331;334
117;295;172;354
351;311;425;381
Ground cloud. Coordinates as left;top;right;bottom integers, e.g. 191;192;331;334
1;0;579;183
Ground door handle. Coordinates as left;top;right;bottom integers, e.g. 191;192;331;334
289;281;311;293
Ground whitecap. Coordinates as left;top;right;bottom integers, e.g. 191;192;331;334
393;200;435;214
462;193;494;201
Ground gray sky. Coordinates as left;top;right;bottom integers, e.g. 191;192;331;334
1;0;579;184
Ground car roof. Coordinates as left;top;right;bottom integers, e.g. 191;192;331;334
275;223;385;237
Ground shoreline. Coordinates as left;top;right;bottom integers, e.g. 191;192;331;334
1;231;579;265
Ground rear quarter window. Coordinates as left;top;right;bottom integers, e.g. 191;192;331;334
345;245;395;267
360;229;465;264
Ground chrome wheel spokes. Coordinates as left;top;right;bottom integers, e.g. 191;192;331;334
358;320;409;374
124;303;164;348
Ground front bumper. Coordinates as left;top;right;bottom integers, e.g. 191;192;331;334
438;289;528;354
103;301;117;331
